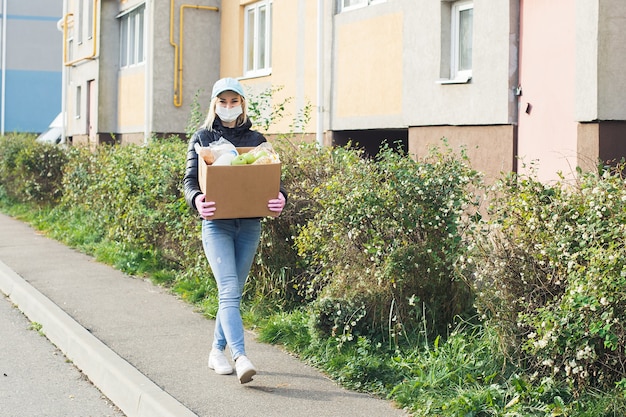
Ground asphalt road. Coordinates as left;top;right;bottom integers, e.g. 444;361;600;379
0;293;125;417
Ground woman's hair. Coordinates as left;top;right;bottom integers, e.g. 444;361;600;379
202;94;249;131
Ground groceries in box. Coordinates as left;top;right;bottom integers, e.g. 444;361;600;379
196;139;281;219
194;139;280;166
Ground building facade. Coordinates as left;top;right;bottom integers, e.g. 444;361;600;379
0;0;63;134
60;0;626;181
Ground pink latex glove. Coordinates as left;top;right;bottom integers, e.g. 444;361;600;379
268;192;286;215
195;194;216;219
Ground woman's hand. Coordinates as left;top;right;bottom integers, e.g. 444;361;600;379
268;192;286;215
195;194;216;219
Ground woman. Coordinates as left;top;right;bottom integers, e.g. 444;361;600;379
183;77;287;384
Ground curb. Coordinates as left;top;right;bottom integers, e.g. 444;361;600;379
0;260;198;417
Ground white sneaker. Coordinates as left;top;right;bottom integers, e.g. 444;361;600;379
235;355;256;384
208;348;233;375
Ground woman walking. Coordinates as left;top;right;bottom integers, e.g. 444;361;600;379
183;77;286;383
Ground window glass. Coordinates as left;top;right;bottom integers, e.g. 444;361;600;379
68;38;74;62
87;0;93;39
137;11;144;63
451;1;473;80
243;1;272;77
75;85;82;119
128;14;136;65
339;0;384;13
458;7;473;71
245;8;255;73
343;0;366;8
120;18;128;67
258;5;266;70
119;4;145;68
77;0;83;43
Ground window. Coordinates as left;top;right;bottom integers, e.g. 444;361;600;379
244;0;272;77
338;0;385;13
75;85;82;119
451;0;473;81
67;38;74;62
87;0;94;40
119;4;145;68
77;0;83;44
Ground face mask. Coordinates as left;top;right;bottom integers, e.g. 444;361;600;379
216;105;243;123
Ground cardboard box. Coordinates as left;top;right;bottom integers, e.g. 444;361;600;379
198;147;281;219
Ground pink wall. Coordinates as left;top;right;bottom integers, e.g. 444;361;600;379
517;0;578;181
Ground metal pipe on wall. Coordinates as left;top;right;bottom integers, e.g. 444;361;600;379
144;0;152;143
169;0;218;107
1;0;7;135
316;0;323;147
63;0;98;66
60;0;67;143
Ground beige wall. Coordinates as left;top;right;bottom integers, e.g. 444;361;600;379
219;1;243;76
578;121;626;172
335;13;403;120
409;125;515;184
118;68;145;132
219;0;320;135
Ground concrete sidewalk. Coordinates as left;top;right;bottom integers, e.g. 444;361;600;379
0;213;409;417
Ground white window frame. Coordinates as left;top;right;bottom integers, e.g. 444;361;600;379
450;0;473;82
243;0;273;78
118;4;145;68
338;0;385;13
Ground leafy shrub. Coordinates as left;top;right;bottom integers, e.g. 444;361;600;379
250;139;350;308
465;163;626;394
54;137;202;274
5;131;626;415
295;142;483;344
0;134;70;204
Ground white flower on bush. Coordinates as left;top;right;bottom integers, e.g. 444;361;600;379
576;345;594;360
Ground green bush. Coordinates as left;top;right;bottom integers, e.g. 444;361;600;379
4;132;626;414
465;163;626;394
54;137;201;273
250;139;350;308
294;142;483;344
0;134;71;204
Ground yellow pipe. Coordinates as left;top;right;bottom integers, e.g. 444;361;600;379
64;0;99;66
169;0;178;103
170;3;218;107
62;13;73;65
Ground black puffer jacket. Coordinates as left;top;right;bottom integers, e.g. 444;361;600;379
183;118;287;212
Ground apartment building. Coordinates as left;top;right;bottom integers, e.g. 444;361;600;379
0;0;63;134
61;0;626;181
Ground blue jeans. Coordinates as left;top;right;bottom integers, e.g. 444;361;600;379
201;218;261;360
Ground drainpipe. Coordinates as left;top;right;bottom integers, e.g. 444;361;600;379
144;0;152;143
1;0;7;135
316;0;323;147
59;0;68;143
